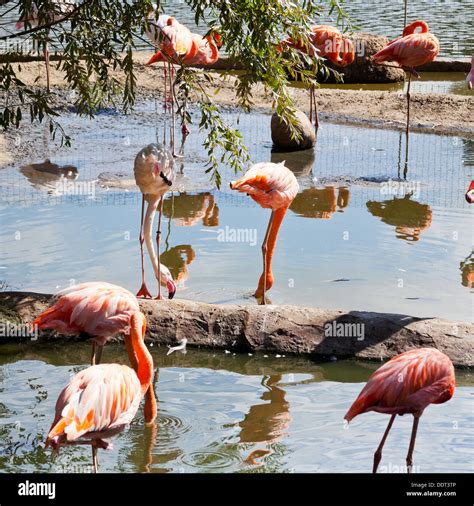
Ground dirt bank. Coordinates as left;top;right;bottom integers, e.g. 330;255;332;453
1;292;472;368
5;52;474;138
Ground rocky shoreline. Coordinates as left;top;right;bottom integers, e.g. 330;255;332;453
1;291;472;368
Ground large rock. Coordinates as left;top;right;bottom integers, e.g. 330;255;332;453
326;32;406;83
271;110;316;151
1;291;473;367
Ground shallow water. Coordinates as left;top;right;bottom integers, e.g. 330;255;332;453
1;0;472;58
0;345;472;473
315;72;473;96
0;102;472;474
0;107;472;321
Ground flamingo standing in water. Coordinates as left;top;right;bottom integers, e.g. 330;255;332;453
44;310;154;473
33;282;157;428
372;20;439;174
345;348;455;473
465;180;474;204
279;25;354;131
16;0;75;92
230;162;299;304
134;143;177;300
467;55;474;90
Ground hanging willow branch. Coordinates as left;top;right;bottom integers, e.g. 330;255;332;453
1;0;352;185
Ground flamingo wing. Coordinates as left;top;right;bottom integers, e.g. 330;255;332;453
46;364;142;446
230;162;299;210
33;282;139;337
373;33;439;68
345;348;455;421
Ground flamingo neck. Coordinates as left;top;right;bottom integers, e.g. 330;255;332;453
403;20;429;36
129;312;153;393
340;38;355;66
255;207;288;297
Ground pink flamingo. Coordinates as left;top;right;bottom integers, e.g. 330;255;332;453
145;14;198;152
147;29;221;137
467;55;474;90
15;0;75;92
345;348;455;473
45;310;154;472
134;143;177;300
279;25;354;131
465;180;474;204
32;282;151;365
230;162;299;304
372;20;439;172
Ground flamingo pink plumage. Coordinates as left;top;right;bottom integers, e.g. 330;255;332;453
45;311;154;472
465;180;474;204
345;348;455;473
230;162;299;303
467;55;474;90
372;20;439;173
279;25;354;131
372;20;440;71
32;282;140;365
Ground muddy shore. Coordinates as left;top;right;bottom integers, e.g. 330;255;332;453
1;292;472;368
2;51;473;141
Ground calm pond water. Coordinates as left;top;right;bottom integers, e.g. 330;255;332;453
0;106;472;321
0;104;472;474
0;345;472;473
0;0;472;58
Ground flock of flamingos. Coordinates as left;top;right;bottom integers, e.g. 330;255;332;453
11;4;472;473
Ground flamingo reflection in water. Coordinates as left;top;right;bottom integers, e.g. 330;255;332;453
291;186;350;219
366;193;432;242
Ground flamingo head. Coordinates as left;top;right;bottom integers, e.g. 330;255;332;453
402;20;429;36
159;264;176;299
211;32;222;48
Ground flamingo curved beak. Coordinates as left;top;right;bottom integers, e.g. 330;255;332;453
147;52;162;65
167;280;176;299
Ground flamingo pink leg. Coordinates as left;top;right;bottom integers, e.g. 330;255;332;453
406;415;420;473
155;196;164;300
137;194;153;299
373;414;396;473
403;71;412;178
260;211;275;306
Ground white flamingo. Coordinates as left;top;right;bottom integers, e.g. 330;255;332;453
134;143;176;300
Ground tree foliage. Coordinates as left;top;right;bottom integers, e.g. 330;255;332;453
0;0;352;185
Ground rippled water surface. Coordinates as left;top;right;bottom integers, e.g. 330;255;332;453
0;346;472;473
0;69;472;474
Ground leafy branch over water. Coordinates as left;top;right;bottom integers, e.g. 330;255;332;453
0;0;352;186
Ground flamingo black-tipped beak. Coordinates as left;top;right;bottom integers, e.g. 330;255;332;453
167;281;176;299
229;181;235;189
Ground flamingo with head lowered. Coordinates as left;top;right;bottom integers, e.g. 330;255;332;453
230;162;299;304
345;348;455;473
134;143;177;300
372;20;439;174
44;310;154;473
